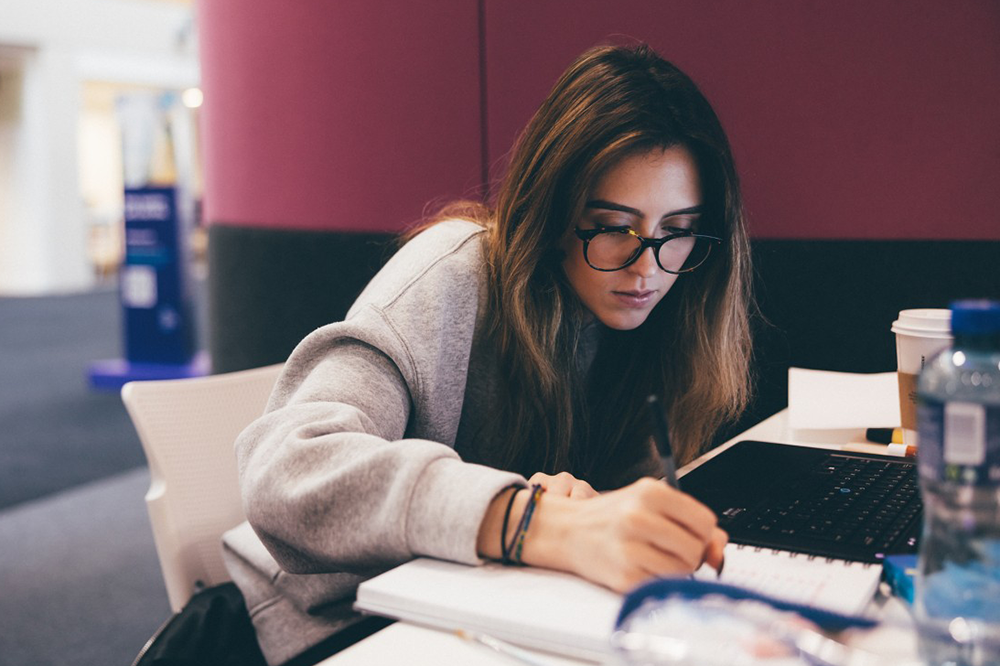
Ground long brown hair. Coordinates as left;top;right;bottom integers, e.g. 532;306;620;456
432;44;753;487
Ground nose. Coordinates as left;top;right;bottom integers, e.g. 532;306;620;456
627;245;659;278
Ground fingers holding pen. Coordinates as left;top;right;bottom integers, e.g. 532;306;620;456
651;484;727;576
617;478;725;574
527;476;725;591
704;527;728;575
644;479;719;541
630;510;715;572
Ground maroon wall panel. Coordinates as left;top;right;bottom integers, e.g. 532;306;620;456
198;0;482;233
484;1;1000;239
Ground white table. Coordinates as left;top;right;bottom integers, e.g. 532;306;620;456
321;410;922;665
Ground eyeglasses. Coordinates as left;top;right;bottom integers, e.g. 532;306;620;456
573;226;723;273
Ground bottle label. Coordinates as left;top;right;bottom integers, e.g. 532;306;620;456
917;400;1000;484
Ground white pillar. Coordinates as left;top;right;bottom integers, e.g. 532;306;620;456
0;46;91;293
0;0;198;295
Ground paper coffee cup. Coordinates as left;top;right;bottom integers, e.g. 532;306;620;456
891;309;952;446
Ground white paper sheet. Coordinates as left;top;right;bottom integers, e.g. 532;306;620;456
787;368;901;431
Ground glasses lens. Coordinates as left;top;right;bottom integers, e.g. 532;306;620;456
657;235;714;273
586;231;642;270
586;231;717;273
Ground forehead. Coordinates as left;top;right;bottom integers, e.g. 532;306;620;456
588;146;703;211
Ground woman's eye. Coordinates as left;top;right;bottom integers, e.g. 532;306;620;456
662;215;701;234
663;217;700;234
593;216;634;230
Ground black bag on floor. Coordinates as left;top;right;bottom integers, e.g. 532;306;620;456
132;583;267;666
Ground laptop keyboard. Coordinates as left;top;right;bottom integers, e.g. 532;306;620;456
735;455;921;553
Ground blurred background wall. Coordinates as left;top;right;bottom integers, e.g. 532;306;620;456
481;1;999;241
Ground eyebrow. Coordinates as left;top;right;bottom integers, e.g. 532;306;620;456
584;199;705;220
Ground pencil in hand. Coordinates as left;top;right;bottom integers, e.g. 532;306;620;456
646;394;680;489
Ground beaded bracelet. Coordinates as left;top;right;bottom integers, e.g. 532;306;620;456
499;487;522;563
503;484;545;565
512;485;545;565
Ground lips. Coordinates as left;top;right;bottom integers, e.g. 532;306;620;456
612;290;656;307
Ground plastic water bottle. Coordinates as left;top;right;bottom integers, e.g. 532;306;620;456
914;300;1000;666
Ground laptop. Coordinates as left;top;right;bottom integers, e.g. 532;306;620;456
680;440;922;563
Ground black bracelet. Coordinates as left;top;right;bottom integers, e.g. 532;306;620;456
502;483;544;565
499;487;522;562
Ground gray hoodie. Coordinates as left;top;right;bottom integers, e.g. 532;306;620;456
222;220;539;663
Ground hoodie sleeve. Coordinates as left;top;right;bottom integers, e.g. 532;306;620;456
235;222;525;575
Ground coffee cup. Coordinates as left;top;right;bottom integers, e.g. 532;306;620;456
891;309;952;446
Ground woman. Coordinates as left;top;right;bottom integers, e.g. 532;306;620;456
223;42;753;664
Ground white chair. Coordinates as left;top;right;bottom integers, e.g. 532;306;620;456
122;363;284;613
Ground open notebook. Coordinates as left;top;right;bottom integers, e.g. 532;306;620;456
355;547;882;662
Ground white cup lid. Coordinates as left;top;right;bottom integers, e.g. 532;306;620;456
891;308;952;336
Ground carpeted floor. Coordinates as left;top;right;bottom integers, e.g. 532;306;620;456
0;284;206;664
0;468;168;666
0;286;205;510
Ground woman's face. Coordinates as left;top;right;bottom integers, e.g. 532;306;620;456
559;145;704;330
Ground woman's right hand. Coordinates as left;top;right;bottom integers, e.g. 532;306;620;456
522;477;726;592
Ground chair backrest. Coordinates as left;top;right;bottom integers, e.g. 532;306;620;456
122;363;284;613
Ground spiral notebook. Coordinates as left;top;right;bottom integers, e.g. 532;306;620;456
355;550;881;662
695;543;881;612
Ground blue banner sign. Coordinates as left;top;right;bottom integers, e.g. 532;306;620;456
121;186;196;365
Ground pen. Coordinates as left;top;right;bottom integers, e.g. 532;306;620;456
455;629;550;666
646;394;680;489
647;394;725;578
